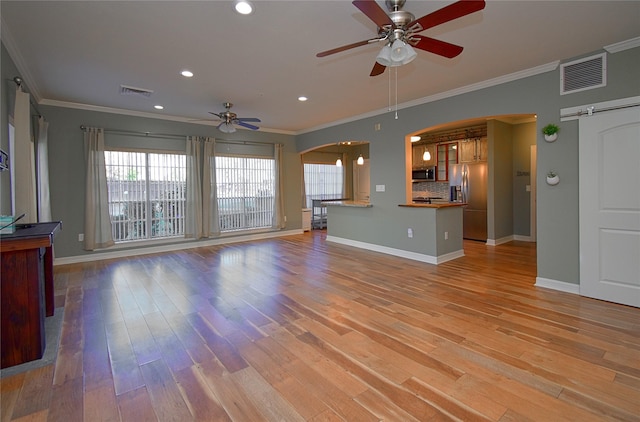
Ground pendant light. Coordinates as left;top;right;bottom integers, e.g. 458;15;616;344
357;155;364;165
336;157;343;167
423;148;431;161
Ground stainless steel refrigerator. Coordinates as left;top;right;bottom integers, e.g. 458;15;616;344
449;163;488;241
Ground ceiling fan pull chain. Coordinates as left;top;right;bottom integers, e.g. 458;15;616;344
394;67;398;120
388;66;392;112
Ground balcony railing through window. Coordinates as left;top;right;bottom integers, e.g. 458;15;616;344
105;151;187;242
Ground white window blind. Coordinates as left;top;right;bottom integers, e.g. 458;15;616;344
303;163;344;208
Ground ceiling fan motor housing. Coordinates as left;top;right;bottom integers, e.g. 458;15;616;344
385;9;415;44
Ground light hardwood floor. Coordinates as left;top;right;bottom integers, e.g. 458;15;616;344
1;231;639;421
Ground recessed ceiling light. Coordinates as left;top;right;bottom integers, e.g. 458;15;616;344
154;105;164;110
235;1;253;15
298;96;308;102
181;70;194;78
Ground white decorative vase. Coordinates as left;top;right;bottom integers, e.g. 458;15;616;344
546;174;560;186
544;133;558;142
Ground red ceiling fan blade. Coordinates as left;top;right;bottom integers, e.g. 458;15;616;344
352;0;394;28
407;0;485;33
370;61;386;77
317;39;378;57
411;35;464;58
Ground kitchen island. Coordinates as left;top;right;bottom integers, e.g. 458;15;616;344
323;200;465;265
399;202;466;209
323;200;372;208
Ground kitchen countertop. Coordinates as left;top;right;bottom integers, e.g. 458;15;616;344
323;200;372;208
399;202;466;209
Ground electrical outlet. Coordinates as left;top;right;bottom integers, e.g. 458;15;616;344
374;123;381;131
407;228;413;238
375;184;385;192
444;231;449;240
78;233;84;242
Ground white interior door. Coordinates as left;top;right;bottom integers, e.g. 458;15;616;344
353;159;370;202
579;105;640;308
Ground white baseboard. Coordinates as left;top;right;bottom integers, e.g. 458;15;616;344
486;235;513;246
435;249;466;264
513;234;534;242
535;277;580;295
326;236;464;265
55;229;303;265
486;235;534;245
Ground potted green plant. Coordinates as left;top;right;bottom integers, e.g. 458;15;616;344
542;123;559;142
546;171;560;186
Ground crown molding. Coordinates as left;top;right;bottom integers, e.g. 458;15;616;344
39;99;295;136
604;36;640;54
298;61;560;135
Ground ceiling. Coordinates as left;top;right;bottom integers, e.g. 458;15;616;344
2;1;639;134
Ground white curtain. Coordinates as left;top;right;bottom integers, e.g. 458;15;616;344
13;86;37;223
36;116;52;221
84;127;114;250
273;143;285;229
185;136;203;238
202;138;220;237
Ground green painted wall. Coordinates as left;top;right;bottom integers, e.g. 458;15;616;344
297;46;640;286
512;122;536;237
3;39;639;285
489;119;514;241
38;105;299;258
1;43;20;215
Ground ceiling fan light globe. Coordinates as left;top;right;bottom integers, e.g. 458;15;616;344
375;45;392;66
219;122;236;133
390;39;408;61
399;43;417;65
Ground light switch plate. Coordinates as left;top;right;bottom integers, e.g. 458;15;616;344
375;184;385;192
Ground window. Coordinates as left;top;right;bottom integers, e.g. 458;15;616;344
105;150;186;242
303;163;344;208
215;155;275;232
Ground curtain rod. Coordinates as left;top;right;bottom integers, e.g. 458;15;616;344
79;126;278;147
13;76;43;118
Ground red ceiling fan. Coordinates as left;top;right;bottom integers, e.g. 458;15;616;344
316;0;485;76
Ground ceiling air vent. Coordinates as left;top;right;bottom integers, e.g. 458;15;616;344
560;53;606;95
119;84;154;98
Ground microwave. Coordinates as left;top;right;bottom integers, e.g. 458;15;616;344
412;167;436;181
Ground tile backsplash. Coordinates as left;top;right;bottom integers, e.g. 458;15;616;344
412;181;451;199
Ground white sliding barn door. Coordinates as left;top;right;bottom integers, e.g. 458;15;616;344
579;104;640;308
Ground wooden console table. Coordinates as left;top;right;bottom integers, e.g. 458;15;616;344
1;221;61;368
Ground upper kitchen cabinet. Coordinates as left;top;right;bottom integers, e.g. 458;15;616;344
459;137;488;163
412;144;436;169
437;142;458;181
